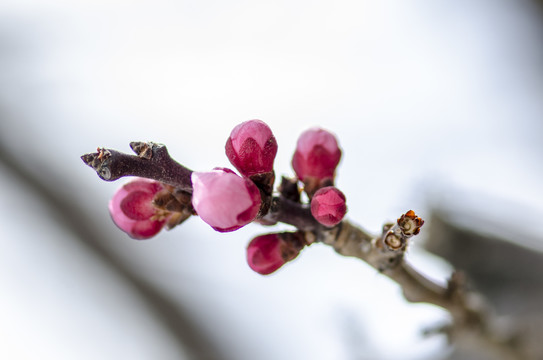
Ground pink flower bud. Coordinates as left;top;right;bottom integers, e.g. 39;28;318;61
310;186;347;227
108;178;168;239
246;234;285;275
225;119;278;177
191;169;261;232
247;232;305;275
291;128;341;181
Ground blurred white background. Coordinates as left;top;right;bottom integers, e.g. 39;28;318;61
0;0;542;359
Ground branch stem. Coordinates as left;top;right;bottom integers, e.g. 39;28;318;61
81;143;193;192
320;220;526;360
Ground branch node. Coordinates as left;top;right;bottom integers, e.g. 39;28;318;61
130;141;153;159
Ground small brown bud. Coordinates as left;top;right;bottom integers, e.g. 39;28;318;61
96;147;111;161
384;231;405;251
130;141;153;160
397;210;424;236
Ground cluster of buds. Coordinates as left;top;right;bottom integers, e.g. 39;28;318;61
289;127;347;226
86;119;424;276
107;120;278;238
101;120;347;273
102;120;346;273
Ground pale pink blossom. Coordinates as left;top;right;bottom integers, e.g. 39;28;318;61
191;168;261;232
108;178;167;239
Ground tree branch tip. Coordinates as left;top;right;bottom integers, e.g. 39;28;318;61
80;153;93;165
80;148;115;180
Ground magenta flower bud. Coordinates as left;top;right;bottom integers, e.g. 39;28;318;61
310;186;347;227
191;168;261;232
291;128;342;181
108;178;169;239
247;232;305;275
246;234;286;275
225;119;278;177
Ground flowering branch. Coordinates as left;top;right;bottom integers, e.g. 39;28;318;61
81;120;529;359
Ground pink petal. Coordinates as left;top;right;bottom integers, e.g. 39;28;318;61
230;119;273;150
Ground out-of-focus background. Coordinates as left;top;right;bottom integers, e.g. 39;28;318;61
1;1;542;359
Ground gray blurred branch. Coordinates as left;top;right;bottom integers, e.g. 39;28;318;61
425;210;543;360
0;131;223;360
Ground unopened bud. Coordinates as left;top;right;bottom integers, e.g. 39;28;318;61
108;178;169;239
225;119;278;177
310;186;347;227
191;168;261;232
397;210;424;236
246;232;304;275
291;128;341;182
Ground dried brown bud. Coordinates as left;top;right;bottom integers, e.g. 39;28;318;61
397;210;424;236
384;230;405;251
96;147;111;161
